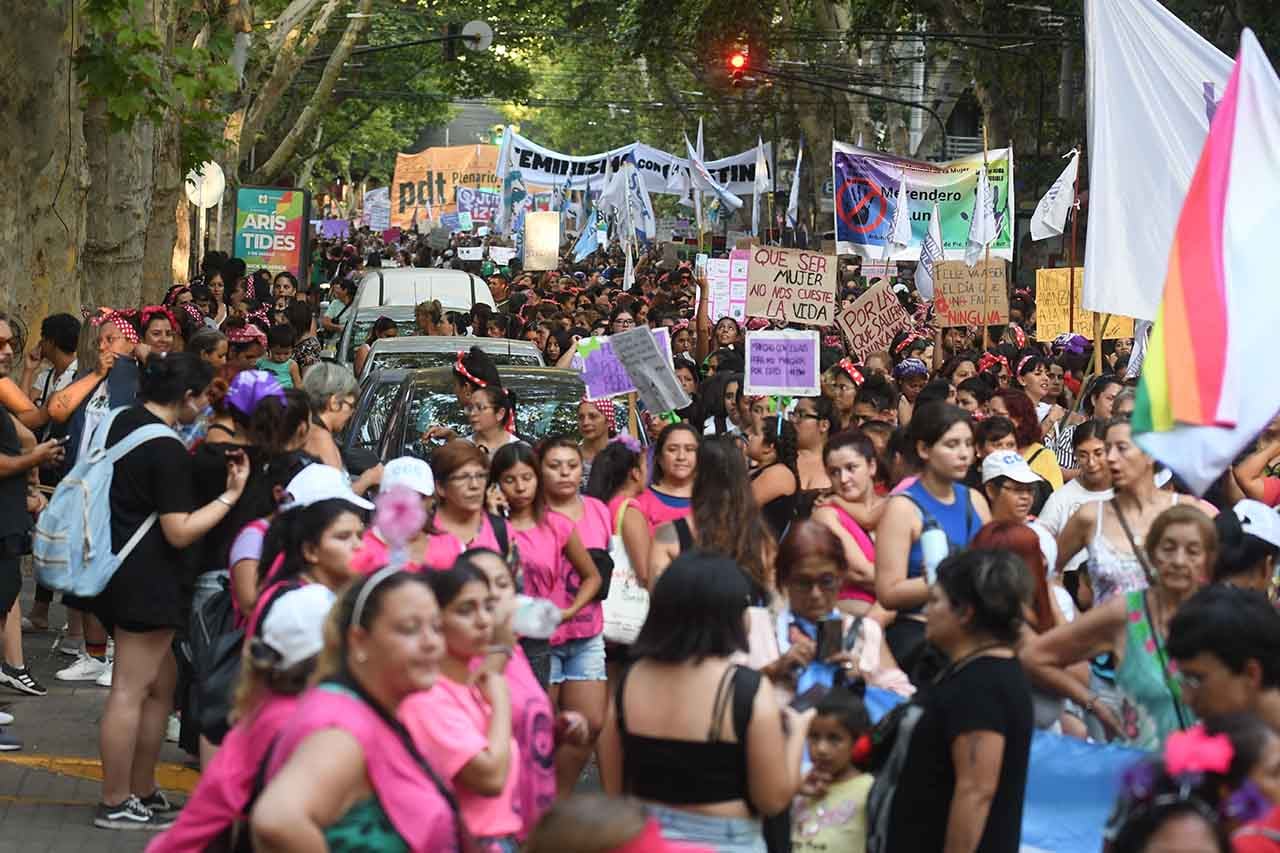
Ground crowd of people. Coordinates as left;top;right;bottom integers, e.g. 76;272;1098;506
0;229;1277;853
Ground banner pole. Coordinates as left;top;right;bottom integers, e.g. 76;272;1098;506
981;125;991;353
628;392;639;438
1067;144;1082;336
1091;313;1107;378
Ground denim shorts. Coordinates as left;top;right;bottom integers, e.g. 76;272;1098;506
549;633;607;684
647;804;766;853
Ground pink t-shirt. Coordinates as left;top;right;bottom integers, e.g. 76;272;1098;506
503;647;556;838
421;514;503;571
634;486;691;532
549;497;609;645
829;504;877;604
511;513;575;601
400;679;523;838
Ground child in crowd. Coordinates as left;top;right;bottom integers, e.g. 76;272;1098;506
257;324;301;388
791;686;875;853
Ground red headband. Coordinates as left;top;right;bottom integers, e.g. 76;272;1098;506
226;324;268;347
978;352;1010;375
91;309;140;344
835;358;864;386
454;351;489;388
140;305;178;333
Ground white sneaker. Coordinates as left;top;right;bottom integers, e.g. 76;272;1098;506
165;714;181;743
56;653;110;682
0;710;15;726
95;663;113;688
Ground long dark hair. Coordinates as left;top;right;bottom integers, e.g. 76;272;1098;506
585;441;643;503
757;415;798;480
691;437;776;592
489;441;545;521
258;498;366;586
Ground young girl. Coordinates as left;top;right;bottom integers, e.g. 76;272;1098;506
634;422;699;531
538;438;611;794
791;686;876;853
401;565;522;850
747;415;799;540
257;323;301;389
490;443;601;693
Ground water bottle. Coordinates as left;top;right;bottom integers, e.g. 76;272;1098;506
920;519;949;585
511;595;561;639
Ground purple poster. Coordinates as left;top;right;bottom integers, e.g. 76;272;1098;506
744;330;820;397
576;328;672;400
456;186;502;223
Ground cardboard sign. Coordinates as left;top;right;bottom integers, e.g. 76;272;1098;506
835;281;915;360
523;211;560;271
744;330;821;397
577;328;672;401
706;258;732;322
609;326;691;414
933;260;1009;327
488;246;516;265
728;249;749;323
390;144;500;228
457;246;483;261
1034;268;1135;340
746;246;838;326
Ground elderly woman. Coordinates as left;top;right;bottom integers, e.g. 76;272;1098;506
301;361;380;495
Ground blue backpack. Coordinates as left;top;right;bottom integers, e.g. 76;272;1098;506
33;407;178;596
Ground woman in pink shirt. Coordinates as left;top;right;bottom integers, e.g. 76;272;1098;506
491;443;601;690
633;422;699;531
539;437;613;794
454;548;591;839
422;440;504;570
401;564;522;850
812;430;883;618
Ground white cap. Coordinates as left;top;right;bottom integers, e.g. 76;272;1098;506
1233;499;1280;550
981;450;1043;485
382;456;434;496
283;463;375;511
260;585;336;669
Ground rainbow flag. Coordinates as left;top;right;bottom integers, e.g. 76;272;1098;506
1134;29;1280;494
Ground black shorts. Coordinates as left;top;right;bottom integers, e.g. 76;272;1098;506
0;555;21;618
89;558;184;634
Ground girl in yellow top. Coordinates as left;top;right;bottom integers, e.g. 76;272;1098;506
791;686;876;853
990;389;1064;492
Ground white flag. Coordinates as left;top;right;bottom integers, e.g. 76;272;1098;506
752;137;771;237
1084;0;1232;320
786;138;803;229
686;137;743;212
915;202;943;299
886;171;912;256
964;165;998;267
1030;149;1080;241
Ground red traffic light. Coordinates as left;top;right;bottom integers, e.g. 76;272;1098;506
728;52;747;71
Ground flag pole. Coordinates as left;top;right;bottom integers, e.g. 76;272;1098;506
1067;144;1082;335
982;125;991;353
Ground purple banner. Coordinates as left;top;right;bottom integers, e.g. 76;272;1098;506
743;330;821;397
318;218;350;239
456;186;502;223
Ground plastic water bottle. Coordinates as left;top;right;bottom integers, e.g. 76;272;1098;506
512;595;561;639
920;520;949;585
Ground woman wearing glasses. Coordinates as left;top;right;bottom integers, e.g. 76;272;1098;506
421;441;511;570
465;385;522;458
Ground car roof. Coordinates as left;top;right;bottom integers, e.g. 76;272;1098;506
354;268;494;311
402;365;584;390
366;336;542;358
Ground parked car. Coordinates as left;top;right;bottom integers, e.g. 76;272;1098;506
358;336;543;380
335;268;495;363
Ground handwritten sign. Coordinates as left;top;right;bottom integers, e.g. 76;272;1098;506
744;330;821;397
609;327;690;414
934;260;1009;327
457;246;483;261
576;328;672;401
1034;268;1135;340
746;247;837;326
835;281;915;360
728;249;749;323
489;246;516;265
707;258;732;321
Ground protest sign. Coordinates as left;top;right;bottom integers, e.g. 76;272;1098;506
745;246;837;326
832;142;1015;262
728;250;749;323
859;259;898;280
488;246;517;265
577;328;672;401
477;226;490;237
455;186;501;223
457;246;483;261
609;326;690;414
362;187;391;230
1034;268;1135;340
439;212;461;231
744;330;821;397
391;144;500;228
426;227;451;250
933;260;1010;327
457;212;474;231
523;211;560;270
706;258;732;321
233;186;310;281
836;281;915;360
318;219;349;239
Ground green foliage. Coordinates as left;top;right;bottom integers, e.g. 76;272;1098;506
74;0;238;169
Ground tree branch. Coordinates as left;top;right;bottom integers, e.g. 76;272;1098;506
253;0;372;181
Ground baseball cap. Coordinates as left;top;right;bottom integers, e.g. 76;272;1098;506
382;456;434;496
283;463;375;510
981;451;1043;485
1233;499;1280;550
260;585;336;669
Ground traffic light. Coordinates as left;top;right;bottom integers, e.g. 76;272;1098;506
728;51;747;85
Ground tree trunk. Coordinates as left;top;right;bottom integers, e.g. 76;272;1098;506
82;99;156;310
0;1;87;345
254;0;372;182
141;114;184;302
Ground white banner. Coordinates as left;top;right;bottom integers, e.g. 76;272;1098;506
497;129;768;197
1084;0;1232;321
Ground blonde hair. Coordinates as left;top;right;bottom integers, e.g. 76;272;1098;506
1147;505;1218;579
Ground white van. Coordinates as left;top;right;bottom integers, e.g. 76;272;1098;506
354;267;494;312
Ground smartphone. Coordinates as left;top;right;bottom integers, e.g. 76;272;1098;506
789;684;829;713
694;252;708;278
56;435;72;445
817;618;844;661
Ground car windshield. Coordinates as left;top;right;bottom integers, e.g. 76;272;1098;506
368;349;541;374
349;379;403;450
350;316;419;349
394;372;584;460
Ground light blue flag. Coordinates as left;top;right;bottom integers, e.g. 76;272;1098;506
573;208;599;262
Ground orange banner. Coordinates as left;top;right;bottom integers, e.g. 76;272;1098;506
390;144;500;228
